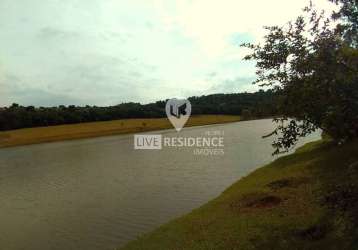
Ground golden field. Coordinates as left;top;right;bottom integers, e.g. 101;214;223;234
0;115;240;148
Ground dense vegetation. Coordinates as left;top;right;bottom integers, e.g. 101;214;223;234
243;0;358;154
0;90;276;131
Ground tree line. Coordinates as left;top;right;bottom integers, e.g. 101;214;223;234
0;90;277;131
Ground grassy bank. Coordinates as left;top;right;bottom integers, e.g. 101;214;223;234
0;115;240;148
121;139;358;250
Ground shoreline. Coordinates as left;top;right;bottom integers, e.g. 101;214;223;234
120;139;358;249
0;115;241;149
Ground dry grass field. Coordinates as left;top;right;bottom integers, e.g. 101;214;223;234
0;115;240;148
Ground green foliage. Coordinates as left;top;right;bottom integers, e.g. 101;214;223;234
243;1;358;154
330;0;358;45
189;90;277;117
0;91;276;131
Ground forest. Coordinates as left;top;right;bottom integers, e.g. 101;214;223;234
0;90;276;131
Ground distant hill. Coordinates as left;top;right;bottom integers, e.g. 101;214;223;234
0;90;277;131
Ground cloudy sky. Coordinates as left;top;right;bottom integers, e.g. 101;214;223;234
0;0;335;106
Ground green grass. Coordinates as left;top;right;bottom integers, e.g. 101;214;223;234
120;139;358;250
0;115;240;148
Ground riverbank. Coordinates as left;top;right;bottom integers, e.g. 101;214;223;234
121;138;358;250
0;115;240;148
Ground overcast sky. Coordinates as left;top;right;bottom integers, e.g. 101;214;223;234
0;0;335;106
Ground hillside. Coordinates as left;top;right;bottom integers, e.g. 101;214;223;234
121;139;358;250
0;91;275;131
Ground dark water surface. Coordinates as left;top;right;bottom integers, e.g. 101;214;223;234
0;119;320;250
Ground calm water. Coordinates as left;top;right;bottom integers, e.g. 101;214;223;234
0;119;320;250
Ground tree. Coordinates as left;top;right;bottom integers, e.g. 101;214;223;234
0;91;277;131
242;0;358;154
330;0;358;45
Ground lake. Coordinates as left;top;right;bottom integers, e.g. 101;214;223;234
0;119;321;250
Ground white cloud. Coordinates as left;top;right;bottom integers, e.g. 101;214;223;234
154;0;336;58
0;0;337;106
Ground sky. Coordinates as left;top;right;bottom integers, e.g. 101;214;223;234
0;0;336;106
